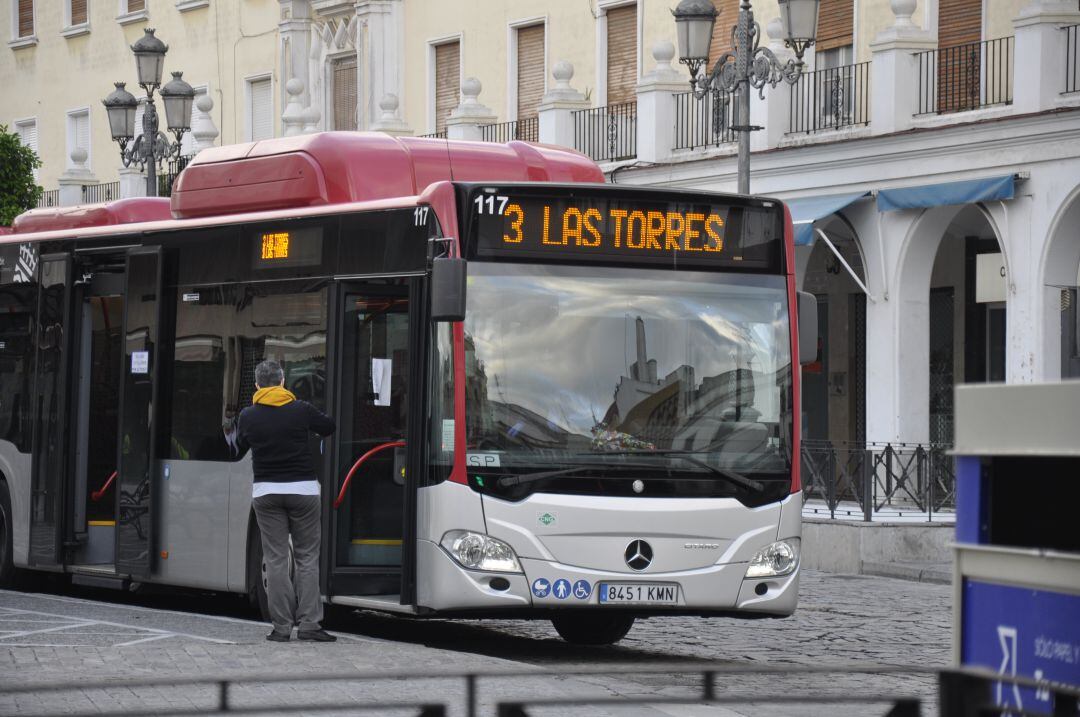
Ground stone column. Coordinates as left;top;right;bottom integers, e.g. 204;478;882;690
751;19;796;151
1012;1;1080;114
370;94;413;136
190;93;220;152
119;167;147;199
445;78;497;141
282;78;307;137
58;148;98;206
538;61;589;149
635;42;686;163
869;0;935;135
279;0;313;107
356;0;405;130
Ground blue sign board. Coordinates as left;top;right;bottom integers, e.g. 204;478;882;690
961;579;1080;714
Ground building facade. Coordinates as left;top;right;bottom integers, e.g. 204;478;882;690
3;0;1079;452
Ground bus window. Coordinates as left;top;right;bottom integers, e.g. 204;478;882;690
427;322;454;485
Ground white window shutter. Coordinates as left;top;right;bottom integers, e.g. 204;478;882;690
249;79;272;141
16;121;38;181
76;112;90;164
134;102;145;143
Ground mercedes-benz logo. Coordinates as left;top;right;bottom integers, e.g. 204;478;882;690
624;540;653;571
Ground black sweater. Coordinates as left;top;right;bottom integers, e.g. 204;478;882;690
237;400;336;483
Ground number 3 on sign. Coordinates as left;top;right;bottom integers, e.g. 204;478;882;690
473;194;509;215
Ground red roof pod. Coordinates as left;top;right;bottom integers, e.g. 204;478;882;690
11;198;173;234
171;132;604;219
0;227;12;235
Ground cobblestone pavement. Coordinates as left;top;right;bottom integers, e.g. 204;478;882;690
0;570;951;717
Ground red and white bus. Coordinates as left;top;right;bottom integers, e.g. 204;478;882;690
0;133;814;644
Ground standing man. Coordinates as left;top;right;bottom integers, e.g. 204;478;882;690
237;359;337;642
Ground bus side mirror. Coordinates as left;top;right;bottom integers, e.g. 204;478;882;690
797;291;817;365
431;257;467;322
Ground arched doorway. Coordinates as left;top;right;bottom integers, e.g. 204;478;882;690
1042;189;1080;380
798;216;868;444
896;204;1007;445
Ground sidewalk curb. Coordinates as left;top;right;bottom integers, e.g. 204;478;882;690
859;560;951;585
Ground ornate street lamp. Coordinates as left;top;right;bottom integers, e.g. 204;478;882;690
102;28;192;197
673;0;819;193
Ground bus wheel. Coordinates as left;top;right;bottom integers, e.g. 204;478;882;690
0;481;12;587
246;523;271;622
551;613;635;645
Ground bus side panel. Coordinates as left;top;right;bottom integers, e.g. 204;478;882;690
149;460;232;591
0;442;31;568
226;457;255;594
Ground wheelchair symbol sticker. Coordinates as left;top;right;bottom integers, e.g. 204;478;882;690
572;580;592;600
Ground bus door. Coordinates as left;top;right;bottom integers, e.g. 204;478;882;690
114;248;167;578
327;282;418;598
28;254;76;568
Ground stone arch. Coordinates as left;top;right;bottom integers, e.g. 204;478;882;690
893;202;1008;444
798;209;871;444
1039;184;1080;380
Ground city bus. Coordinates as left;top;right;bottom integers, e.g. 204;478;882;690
0;132;814;645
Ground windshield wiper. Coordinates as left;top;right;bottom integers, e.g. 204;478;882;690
496;462;657;488
576;449;765;494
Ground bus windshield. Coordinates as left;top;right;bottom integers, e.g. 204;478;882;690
463;263;793;502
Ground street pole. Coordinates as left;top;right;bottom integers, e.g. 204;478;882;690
736;1;752;194
144;98;158;197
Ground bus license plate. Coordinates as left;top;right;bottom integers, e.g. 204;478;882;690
598;583;678;605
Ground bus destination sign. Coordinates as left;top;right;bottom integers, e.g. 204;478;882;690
252;225;323;269
465;189;781;270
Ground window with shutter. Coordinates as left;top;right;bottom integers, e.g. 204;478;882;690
70;0;87;26
937;0;982;112
605;4;637;107
67;110;91;170
332;56;359;131
133;101;145;143
15;120;38;180
516;24;545;120
815;0;854;53
434;41;460;134
249;78;273;141
708;1;739;68
17;0;34;37
127;0;145;12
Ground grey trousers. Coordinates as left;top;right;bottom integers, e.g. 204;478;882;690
252;493;323;635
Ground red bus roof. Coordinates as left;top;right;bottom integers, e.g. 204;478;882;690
9;132;604;235
171;132;604;219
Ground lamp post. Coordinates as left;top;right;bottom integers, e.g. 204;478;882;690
673;0;819;193
102;28;193;197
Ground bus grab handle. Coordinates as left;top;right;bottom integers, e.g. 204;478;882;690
91;471;118;502
333;441;406;510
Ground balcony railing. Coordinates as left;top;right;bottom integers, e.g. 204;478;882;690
916;36;1013;115
82;181;120;204
573;102;637;162
36;189;59;208
480;117;539;143
418;130;447;139
801;440;956;522
1067;24;1080;94
789;62;871;134
158;154;194;197
673;90;736;150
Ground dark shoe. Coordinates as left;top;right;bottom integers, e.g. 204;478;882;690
266;631;290;642
296;629;337;642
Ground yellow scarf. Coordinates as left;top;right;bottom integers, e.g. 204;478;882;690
253;386;296;407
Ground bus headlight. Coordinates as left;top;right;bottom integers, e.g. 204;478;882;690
745;539;800;578
440;531;522;573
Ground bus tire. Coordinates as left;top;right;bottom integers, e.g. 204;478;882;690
246;521;271;622
0;480;13;588
551;613;635;645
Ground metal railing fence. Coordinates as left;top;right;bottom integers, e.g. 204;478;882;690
789;61;871;134
673;90;737;150
573;102;637;162
82;181;120;204
36;189;59;208
1067;24;1080;94
5;663;1077;717
418;130;447;139
801;440;956;521
158;154;194;198
916;36;1013;115
480;117;539;143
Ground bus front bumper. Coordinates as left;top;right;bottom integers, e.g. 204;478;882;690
415;538;799;616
